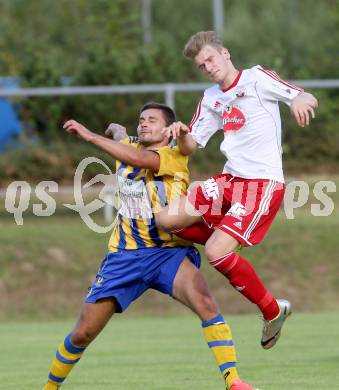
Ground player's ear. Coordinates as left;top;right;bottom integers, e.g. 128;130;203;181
222;48;230;59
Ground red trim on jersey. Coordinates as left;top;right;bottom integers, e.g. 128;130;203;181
189;95;203;130
186;174;285;247
261;68;304;91
259;68;304;92
222;69;243;92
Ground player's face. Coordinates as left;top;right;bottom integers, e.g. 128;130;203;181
137;108;168;147
194;45;231;84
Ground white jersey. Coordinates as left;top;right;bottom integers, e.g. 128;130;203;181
189;65;303;183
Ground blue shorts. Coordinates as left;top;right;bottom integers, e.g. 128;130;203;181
85;246;201;313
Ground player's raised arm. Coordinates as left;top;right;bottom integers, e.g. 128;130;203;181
162;121;198;156
63;119;160;171
104;123;128;141
290;92;318;127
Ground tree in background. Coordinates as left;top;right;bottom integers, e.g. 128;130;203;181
0;0;338;181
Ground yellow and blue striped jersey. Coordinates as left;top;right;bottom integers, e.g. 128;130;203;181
108;139;190;251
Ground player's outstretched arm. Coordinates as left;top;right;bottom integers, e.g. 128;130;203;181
162;121;198;156
63;120;160;171
290;92;318;127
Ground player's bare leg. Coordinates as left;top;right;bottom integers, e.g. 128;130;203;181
156;194;202;232
156;194;216;245
43;299;117;389
71;298;117;346
205;229;239;259
172;257;255;390
172;257;219;321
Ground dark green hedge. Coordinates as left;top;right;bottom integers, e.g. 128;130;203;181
1;0;338;183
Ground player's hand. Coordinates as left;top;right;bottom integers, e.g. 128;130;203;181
105;123;127;141
63;120;95;142
290;92;318;127
162;121;190;140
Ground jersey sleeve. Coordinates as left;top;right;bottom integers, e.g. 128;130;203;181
254;66;304;106
119;136;139;144
156;145;189;179
115;137;139;170
189;95;221;148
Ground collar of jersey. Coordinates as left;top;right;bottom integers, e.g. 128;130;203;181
222;69;243;92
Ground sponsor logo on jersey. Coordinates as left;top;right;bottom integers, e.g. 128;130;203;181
222;105;246;132
214;100;222;109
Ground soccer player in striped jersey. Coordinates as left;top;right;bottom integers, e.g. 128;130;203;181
42;102;255;390
158;31;318;350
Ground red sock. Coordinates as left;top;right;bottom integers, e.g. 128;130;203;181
173;222;214;245
210;253;279;320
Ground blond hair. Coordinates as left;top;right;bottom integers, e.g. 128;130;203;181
183;31;223;59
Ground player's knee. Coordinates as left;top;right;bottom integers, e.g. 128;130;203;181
207;251;239;275
204;243;215;262
204;233;238;262
71;328;96;347
204;241;233;262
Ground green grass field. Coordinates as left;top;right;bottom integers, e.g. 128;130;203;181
0;176;338;389
0;209;338;319
1;312;339;390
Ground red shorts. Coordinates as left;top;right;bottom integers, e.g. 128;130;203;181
187;174;285;247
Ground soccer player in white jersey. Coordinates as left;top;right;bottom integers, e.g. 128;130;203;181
158;31;318;349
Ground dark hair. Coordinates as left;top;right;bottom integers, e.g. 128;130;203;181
140;101;176;126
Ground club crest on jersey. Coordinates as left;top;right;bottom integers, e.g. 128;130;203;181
235;86;247;98
222;105;246;132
